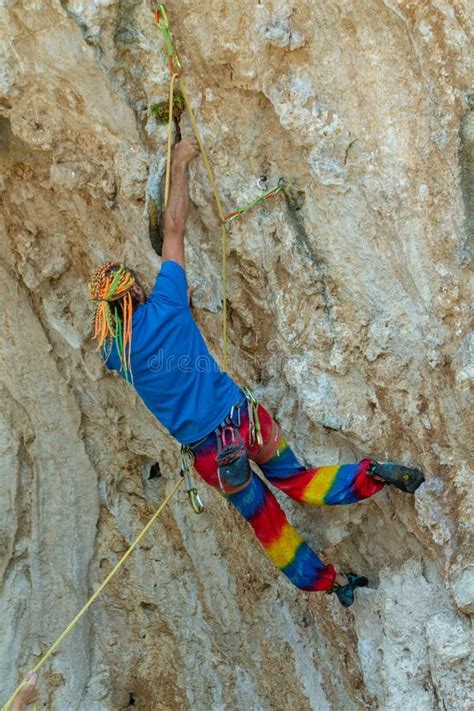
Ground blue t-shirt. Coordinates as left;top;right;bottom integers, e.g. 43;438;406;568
104;260;242;444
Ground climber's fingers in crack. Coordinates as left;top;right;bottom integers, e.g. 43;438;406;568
173;136;200;165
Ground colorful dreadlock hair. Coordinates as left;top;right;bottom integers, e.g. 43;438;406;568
88;261;136;382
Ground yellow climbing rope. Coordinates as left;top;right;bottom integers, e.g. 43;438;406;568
1;478;183;711
164;70;178;207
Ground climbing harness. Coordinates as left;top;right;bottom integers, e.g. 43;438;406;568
180;383;281;503
180;446;204;513
0;479;183;711
151;3;286;368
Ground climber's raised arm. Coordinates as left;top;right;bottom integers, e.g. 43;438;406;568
162;136;200;269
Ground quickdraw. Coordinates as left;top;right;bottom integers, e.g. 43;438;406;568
180;446;204;514
151;2;183;77
223;179;287;224
243;387;263;447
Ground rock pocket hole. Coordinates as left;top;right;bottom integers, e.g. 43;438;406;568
148;463;162;480
140;601;158;613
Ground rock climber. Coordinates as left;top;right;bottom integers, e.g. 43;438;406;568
88;136;425;607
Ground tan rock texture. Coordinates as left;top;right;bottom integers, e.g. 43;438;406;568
0;1;473;709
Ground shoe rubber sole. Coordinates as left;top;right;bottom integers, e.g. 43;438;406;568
370;462;425;493
330;572;369;608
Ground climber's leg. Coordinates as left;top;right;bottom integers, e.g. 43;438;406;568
250;401;424;500
191;434;336;592
245;401;384;504
259;440;384;505
228;475;337;591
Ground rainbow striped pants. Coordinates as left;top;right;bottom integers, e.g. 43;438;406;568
191;398;384;592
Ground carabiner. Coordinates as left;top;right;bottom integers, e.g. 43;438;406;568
181;467;205;514
169;55;183;78
229;403;241;428
220;425;233;449
243;387;264;446
188;487;204;514
180;446;204;514
152;2;168;25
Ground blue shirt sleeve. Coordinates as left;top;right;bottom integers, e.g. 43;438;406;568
149;260;188;307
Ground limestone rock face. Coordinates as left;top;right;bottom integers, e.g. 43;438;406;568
0;2;472;709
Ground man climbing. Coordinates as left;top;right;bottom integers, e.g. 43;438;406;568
88;136;425;607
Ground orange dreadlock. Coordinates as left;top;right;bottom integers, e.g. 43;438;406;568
88;261;136;381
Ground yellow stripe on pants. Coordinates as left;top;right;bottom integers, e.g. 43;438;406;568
301;466;339;505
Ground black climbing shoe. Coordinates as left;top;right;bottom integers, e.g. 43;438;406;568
328;572;369;608
369;462;425;494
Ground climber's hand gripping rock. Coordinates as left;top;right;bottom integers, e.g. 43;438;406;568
172;135;200;168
